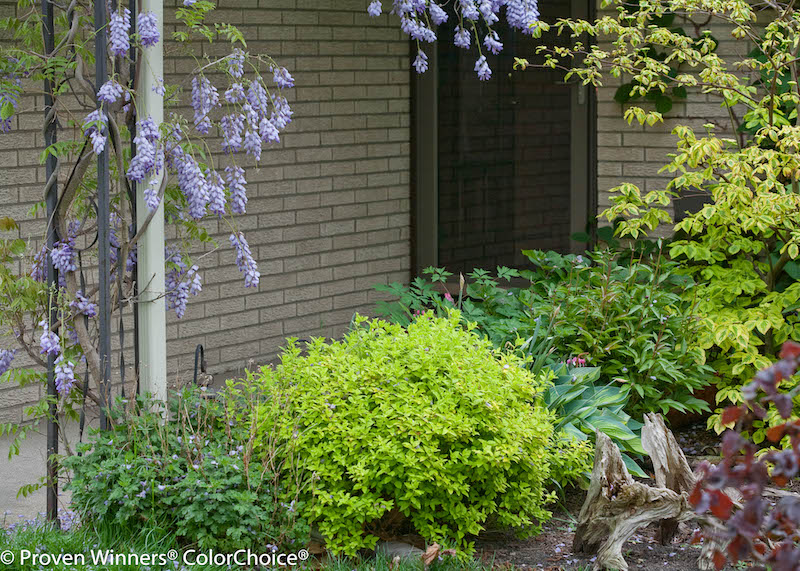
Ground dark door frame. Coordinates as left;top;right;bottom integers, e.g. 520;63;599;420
410;0;597;276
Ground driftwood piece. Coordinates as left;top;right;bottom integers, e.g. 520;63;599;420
641;412;696;544
572;431;695;571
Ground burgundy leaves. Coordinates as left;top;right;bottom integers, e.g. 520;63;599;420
689;341;800;570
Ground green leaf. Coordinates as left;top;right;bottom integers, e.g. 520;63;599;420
621;453;647;477
614;83;635;103
1;101;14;120
655;95;673;114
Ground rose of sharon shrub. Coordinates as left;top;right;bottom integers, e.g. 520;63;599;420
255;312;585;556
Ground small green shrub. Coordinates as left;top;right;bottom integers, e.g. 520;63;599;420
65;384;309;552
255;312;584;556
376;249;713;421
522;249;714;419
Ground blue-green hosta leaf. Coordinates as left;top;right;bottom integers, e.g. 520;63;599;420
545;383;589;409
559;422;588;442
587;414;638;442
621;453;647;478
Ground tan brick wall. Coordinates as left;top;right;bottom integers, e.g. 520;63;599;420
0;0;411;423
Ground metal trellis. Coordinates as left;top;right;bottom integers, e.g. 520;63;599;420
41;0;59;526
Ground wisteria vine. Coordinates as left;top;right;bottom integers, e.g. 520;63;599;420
0;0;531;407
367;0;541;80
0;1;293;401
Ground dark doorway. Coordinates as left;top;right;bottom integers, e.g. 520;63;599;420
413;0;595;275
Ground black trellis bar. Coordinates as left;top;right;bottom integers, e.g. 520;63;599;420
41;0;59;525
94;0;112;429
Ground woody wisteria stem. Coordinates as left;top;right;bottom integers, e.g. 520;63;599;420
0;0;297;437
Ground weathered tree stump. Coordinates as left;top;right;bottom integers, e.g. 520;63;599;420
572;430;695;570
571;413;752;570
641;412;696;544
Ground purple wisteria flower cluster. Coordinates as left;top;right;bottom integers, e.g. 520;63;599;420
137;11;160;48
367;0;540;80
54;355;76;395
165;249;203;319
70;291;98;317
109;8;132;57
39;319;60;357
0;348;15;377
230;232;260;288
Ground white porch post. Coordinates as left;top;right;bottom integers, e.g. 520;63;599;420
136;0;167;403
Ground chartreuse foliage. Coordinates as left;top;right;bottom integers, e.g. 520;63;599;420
65;384;309;552
603;127;800;438
254;313;584;557
518;0;800;440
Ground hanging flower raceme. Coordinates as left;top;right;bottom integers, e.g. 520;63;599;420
230;232;260;288
475;55;492;80
51;238;77;274
97;79;123;104
226;166;247;214
0;348;15;377
137;11;160;48
127;116;161;183
109;8;132;57
170;145;209;220
83;110;107;155
165;249;202;318
483;31;503;54
413;50;429;73
144;179;160;211
229;48;245;78
191;76;220;134
54;355;76;396
205;169;227;216
454;26;471;49
366;0;540;79
506;0;540;32
39;320;60;357
221;113;244;153
272;67;295;89
270;95;293;129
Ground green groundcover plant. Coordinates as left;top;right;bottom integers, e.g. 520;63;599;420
65;383;309;553
253;312;592;557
